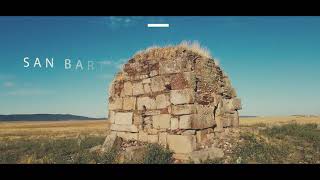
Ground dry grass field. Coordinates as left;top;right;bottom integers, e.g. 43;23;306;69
0;116;319;164
0;120;110;140
240;116;320;127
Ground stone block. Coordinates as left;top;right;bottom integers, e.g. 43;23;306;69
114;112;133;125
143;84;152;93
170;118;179;130
148;134;159;143
138;131;148;142
117;132;138;141
101;133;122;152
182;130;196;135
152;114;171;129
170;89;195;105
192;105;215;129
159;59;182;74
110;124;138;132
109;97;122;110
132;82;144;96
172;104;196;115
171;72;195;90
167;135;196;154
123;81;133;96
150;76;165;92
179;115;193;129
159;132;167;148
155;94;171;109
137;96;156;110
142;78;151;84
123;97;136;110
108;110;115;124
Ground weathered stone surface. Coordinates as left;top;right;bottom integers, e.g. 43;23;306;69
232;111;239;127
123;81;133;96
116;132;138;141
159;132;167;147
159;59;180;74
170;89;195;105
138;131;148;142
152;114;171;129
171;72;195;90
142;78;151;84
108;110;116;124
192;105;215;129
148;134;159;143
231;98;242;110
170;118;179;130
123;97;136;110
137;96;156;110
110;124;138;132
150;76;165;92
133;112;143;126
167;135;196;154
179;115;193;129
188;147;224;164
101;133;123;152
182;130;196;135
172;104;196;115
114;112;133;125
109;97;122;110
132;82;144;96
144;110;161;116
143;84;152;93
155;94;171;109
196;129;213;144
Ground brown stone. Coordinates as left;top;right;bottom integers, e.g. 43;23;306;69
137;96;156;110
123;97;136;110
155;94;171;109
170;88;195;105
109;97;122;110
152;114;171;129
132;82;144;96
167;135;196;154
172;104;196;115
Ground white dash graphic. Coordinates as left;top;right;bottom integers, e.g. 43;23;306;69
147;24;169;28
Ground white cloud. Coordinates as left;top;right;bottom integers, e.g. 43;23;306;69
3;81;15;88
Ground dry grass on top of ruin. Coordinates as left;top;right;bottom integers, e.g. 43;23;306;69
132;41;218;65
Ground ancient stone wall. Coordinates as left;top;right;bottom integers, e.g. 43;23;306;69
107;45;241;158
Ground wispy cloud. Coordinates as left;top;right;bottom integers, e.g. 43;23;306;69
106;16;138;29
3;81;15;88
97;58;128;69
3;88;54;96
0;74;15;80
96;58;129;80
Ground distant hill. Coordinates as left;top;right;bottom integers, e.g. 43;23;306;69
0;114;106;121
240;115;257;118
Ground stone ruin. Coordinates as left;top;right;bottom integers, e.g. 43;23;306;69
107;43;242;161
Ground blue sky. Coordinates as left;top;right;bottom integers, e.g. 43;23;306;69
0;16;320;117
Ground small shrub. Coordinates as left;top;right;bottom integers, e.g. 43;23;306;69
143;144;173;164
231;132;289;164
